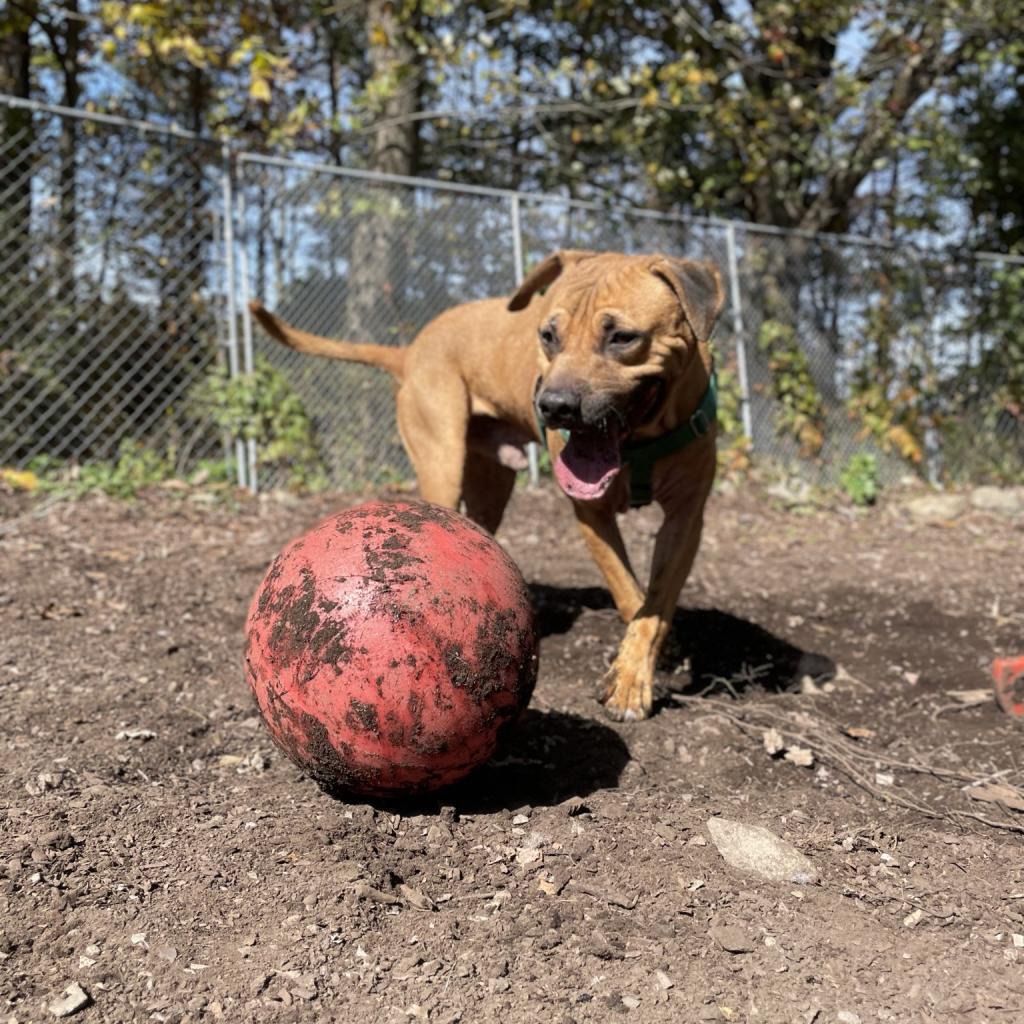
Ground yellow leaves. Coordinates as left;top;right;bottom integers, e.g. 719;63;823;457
100;39;117;59
886;425;923;463
848;379;923;465
248;50;289;104
641;88;660;108
228;37;259;69
1;468;39;492
370;25;390;48
717;437;752;479
249;76;271;103
797;418;825;457
156;34;209;68
126;3;165;25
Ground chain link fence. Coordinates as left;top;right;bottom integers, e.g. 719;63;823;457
2;95;1022;495
0;97;230;479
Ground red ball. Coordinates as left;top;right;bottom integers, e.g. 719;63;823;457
244;500;538;797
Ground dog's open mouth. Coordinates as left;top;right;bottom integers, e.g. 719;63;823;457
554;425;623;502
551;380;664;503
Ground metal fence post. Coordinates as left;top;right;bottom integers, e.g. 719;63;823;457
511;193;540;487
221;144;248;489
236;165;259;494
725;222;754;445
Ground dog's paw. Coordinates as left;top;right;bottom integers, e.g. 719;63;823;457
599;664;653;722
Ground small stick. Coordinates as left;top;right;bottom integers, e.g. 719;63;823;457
571;880;638;909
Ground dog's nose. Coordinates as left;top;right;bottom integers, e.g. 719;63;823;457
536;388;582;428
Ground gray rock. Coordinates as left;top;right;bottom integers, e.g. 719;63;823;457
970;486;1021;515
707;817;818;884
905;493;968;521
48;983;91;1018
709;924;754;953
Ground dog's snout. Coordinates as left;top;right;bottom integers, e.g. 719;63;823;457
536;387;582;428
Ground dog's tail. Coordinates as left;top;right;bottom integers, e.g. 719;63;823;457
248;301;406;379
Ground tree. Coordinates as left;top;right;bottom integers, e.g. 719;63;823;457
0;0;35;331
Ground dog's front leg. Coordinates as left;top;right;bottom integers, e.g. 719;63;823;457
571;502;645;623
600;448;715;721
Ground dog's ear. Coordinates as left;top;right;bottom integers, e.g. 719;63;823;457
507;250;596;311
651;257;725;341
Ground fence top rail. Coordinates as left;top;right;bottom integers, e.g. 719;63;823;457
0;93;214;144
3;91;1024;267
237;151;1024;265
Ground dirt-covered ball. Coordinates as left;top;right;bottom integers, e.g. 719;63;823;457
244;500;538;797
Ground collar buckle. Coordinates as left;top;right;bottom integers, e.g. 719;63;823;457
689;406;712;437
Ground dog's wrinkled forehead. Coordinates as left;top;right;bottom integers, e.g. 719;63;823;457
508;250;725;343
547;256;677;324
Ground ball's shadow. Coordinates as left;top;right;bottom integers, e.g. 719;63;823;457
530;583;836;698
359;708;629;815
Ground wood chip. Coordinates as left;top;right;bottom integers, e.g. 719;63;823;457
843;726;876;740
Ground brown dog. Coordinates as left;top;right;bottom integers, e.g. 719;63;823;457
250;250;725;720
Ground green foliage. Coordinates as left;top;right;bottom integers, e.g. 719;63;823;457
758;319;826;457
28;440;176;498
23;0;1020;246
23;444;239;498
839;453;880;506
192;358;327;491
712;356;752;478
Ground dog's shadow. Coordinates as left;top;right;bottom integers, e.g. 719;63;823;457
529;583;836;698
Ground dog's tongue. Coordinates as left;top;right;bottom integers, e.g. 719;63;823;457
554;430;622;501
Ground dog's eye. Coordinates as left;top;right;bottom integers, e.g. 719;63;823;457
538;326;560;355
608;331;642;349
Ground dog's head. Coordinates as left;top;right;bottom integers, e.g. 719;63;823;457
508;250;725;502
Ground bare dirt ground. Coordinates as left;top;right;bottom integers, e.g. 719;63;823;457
2;480;1024;1023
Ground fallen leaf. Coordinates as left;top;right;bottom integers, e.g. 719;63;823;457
966;783;1024;812
1;468;39;491
784;746;815;767
762;728;785;756
947;689;991;707
398;883;436;912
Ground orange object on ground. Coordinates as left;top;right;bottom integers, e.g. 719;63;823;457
992;656;1024;718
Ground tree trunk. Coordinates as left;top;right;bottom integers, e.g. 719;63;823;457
55;0;81;309
347;0;421;343
0;4;34;334
344;0;422;483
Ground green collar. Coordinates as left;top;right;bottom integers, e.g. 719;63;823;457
535;374;717;508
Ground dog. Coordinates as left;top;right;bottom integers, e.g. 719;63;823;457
250;249;725;720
